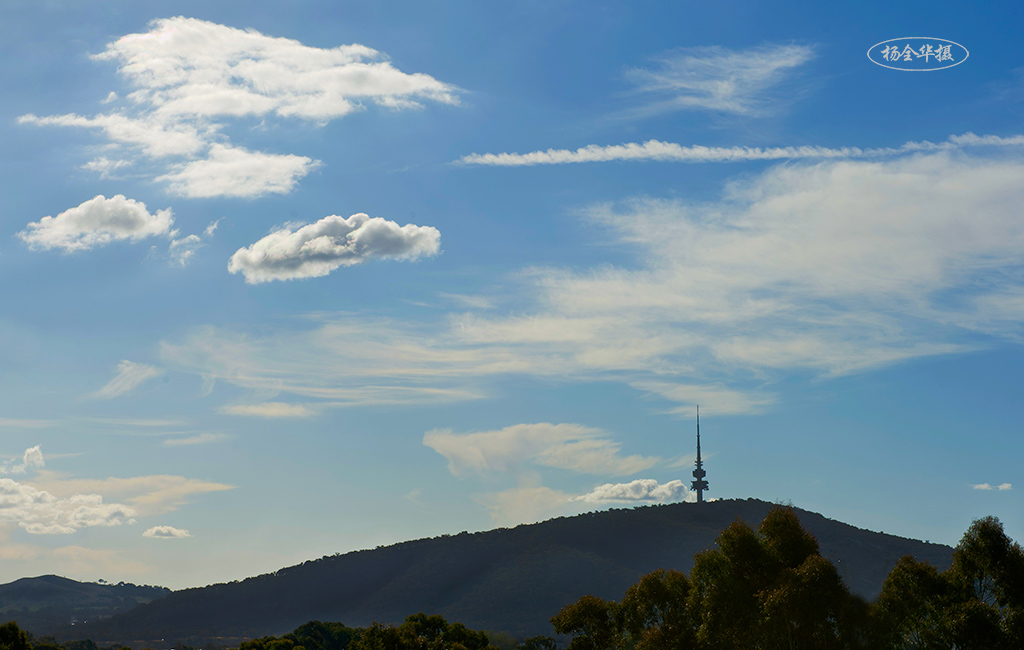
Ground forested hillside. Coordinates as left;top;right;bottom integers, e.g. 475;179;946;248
57;499;951;645
0;576;168;634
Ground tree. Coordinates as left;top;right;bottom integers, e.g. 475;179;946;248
688;506;863;650
618;569;694;650
550;595;619;650
0;622;30;650
688;520;773;650
945;516;1024;649
873;555;951;649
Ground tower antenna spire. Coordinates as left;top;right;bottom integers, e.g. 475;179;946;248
691;405;708;503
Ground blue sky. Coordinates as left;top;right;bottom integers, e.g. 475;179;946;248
1;0;1022;588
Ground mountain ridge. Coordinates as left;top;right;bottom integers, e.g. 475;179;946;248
10;498;952;645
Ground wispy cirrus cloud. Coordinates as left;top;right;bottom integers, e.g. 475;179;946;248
458;132;1024;166
31;472;234;517
228;213;441;283
93;360;163;399
424;423;659;478
19;17;459;198
624;44;815;117
162;433;230;446
162;146;1024;418
219;402;315;418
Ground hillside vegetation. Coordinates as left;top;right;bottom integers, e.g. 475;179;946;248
56;499;951;643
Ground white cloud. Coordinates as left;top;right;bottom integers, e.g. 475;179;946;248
162;148;1024;416
972;483;1013;491
625;44;814;116
458;131;1024;167
227;213;441;283
143;525;191;539
168;219;221;266
157;144;318;198
94;16;460;121
17;112;206;157
162;433;229;446
219;402;313;417
18;195;174;253
0;478;136;535
573;479;693;503
475;479;693;526
19;17;459;198
93;360;163;399
629;382;774;416
0;446;45;475
423;423;658;478
0;419;54;428
169;234;202;266
460;140;861;166
476;486;572;526
81;156;132;178
31;472;234;517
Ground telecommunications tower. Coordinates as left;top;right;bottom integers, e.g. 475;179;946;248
691;406;709;503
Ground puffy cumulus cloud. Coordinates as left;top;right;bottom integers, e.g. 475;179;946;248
1;446;45;475
476;480;692;525
19;17;458;198
573;479;693;504
18;195;174;253
93;360;163;399
423;423;658;478
972;483;1012;491
143;525;191;539
625;44;814;117
219;402;314;417
157;144;318;198
94;16;460;120
0;478;136;534
228;213;441;283
31;473;234;517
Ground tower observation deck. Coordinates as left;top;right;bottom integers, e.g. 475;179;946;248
691;406;709;503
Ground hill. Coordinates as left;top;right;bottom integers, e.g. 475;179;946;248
62;499;951;645
0;575;169;635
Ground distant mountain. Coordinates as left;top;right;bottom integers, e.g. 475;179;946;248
0;575;169;635
65;499;951;646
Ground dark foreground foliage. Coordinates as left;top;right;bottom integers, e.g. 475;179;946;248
552;507;1024;650
240;615;497;650
3;507;1020;650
